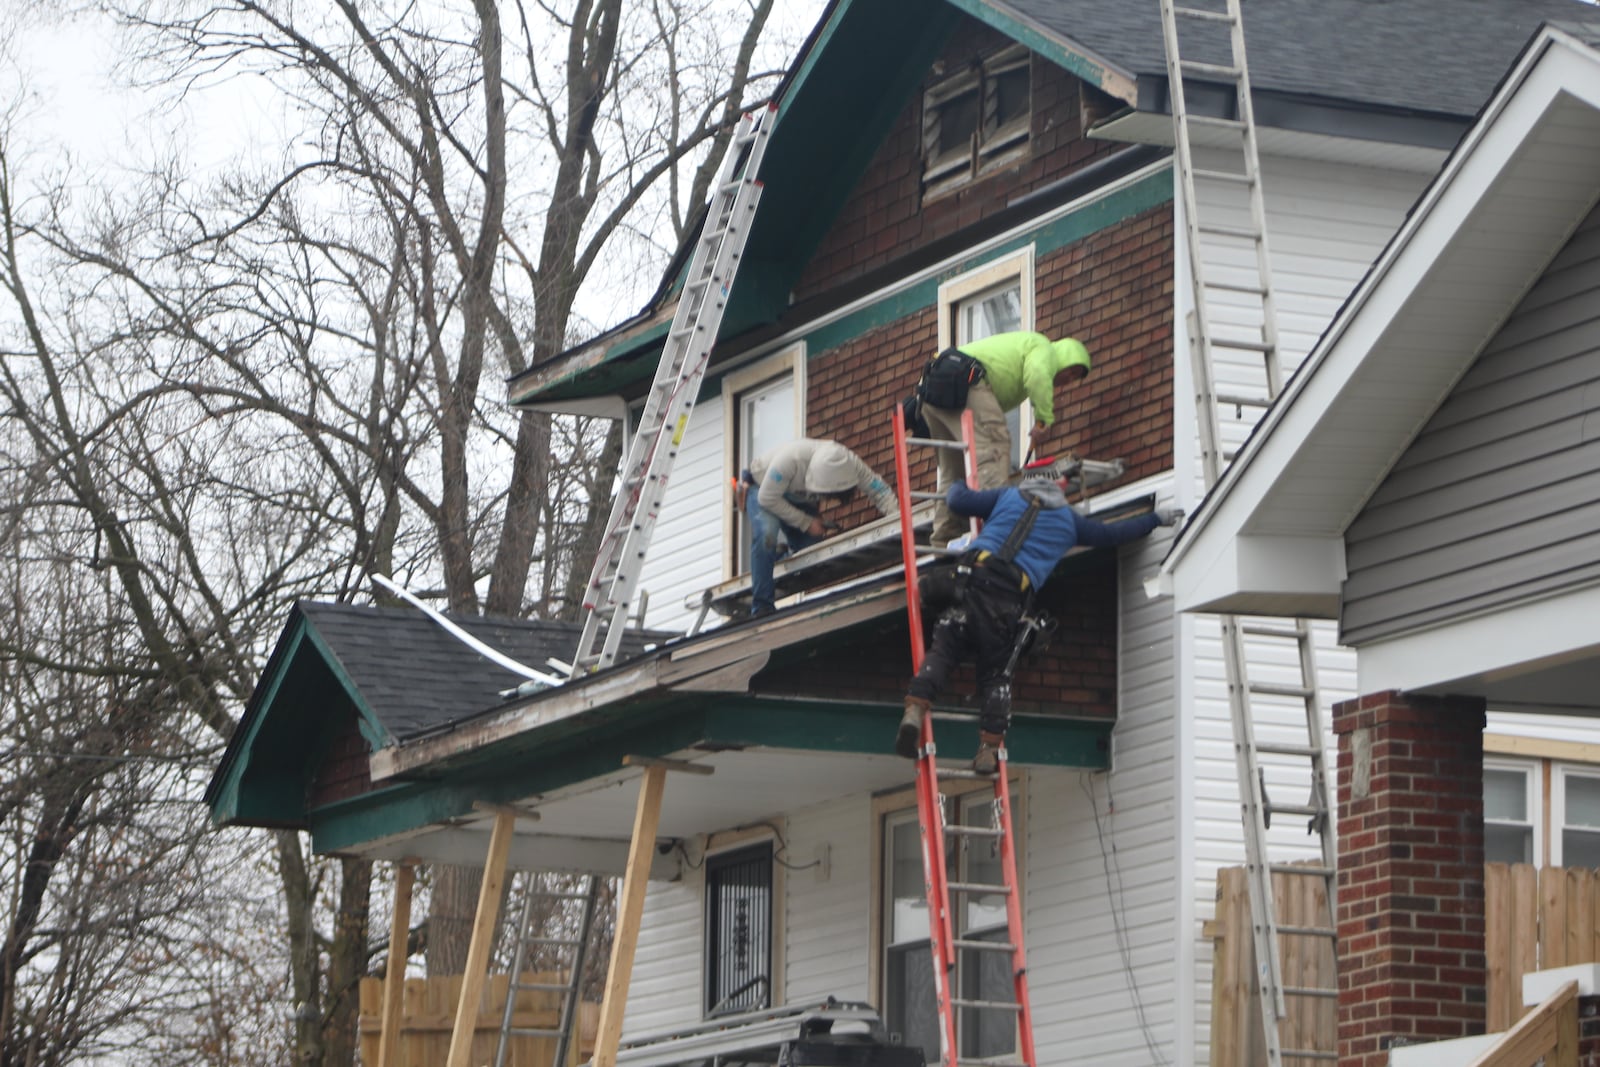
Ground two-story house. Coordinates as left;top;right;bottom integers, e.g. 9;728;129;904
208;1;1600;1064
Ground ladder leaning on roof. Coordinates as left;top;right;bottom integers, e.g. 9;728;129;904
889;405;1036;1067
568;105;777;677
1158;1;1337;1063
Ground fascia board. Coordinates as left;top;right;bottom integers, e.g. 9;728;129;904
1358;582;1600;697
1171;531;1343;618
1163;31;1592;601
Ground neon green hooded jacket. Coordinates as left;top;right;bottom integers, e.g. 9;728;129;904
956;331;1091;426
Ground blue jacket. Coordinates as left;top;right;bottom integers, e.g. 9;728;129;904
948;483;1160;591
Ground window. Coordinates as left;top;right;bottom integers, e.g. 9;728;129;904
705;842;773;1016
922;47;1031;196
1484;762;1537;865
1556;767;1600;869
937;248;1035;469
881;788;1020;1062
721;346;806;577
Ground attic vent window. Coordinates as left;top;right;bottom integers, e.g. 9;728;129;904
922;46;1031;196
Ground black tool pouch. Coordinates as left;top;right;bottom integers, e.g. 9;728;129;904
917;348;985;410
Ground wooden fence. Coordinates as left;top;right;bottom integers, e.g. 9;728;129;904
357;971;598;1067
1209;863;1600;1063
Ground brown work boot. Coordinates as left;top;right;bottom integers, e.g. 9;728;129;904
971;731;1006;775
896;697;931;759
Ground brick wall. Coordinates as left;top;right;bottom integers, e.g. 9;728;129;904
308;712;372;808
806;203;1174;536
793;20;1122;302
753;551;1120;721
1334;689;1488;1066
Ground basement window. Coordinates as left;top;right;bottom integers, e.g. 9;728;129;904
922;46;1032;197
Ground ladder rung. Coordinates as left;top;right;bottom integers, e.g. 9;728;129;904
1277;924;1337;939
937;767;999;782
1189;114;1247;131
530;890;596;901
1198;222;1261;242
1284;986;1340;1000
1265;802;1326;819
1214;392;1272;409
512;980;578;993
1205;279;1269;296
950;997;1022;1013
943;823;1003;839
1179;59;1241;80
1193;167;1252;185
507;1027;565;1038
1254;742;1322;758
1267;862;1334;879
1249;681;1313;699
951;938;1016;952
520;936;583;947
946;881;1012;896
905;436;969;451
1241;623;1304;640
1209;336;1275;353
1173;5;1234;23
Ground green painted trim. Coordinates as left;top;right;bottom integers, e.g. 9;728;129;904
306;698;1111;852
944;0;1134;101
209;623;309;826
301;625;392;748
772;2;853;129
803;167;1171;355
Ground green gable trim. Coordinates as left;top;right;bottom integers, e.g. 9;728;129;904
209;622;311;827
301;625;392;750
942;0;1132;100
306;698;1109;853
802;166;1171;355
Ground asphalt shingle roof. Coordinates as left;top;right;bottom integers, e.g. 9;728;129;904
1000;0;1597;116
297;602;669;740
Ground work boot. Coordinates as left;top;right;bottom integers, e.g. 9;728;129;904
971;731;1006;775
896;697;930;759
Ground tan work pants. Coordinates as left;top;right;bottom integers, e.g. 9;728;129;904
923;379;1011;545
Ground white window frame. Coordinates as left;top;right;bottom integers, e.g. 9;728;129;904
1484;757;1541;867
720;345;807;580
937;247;1035;468
870;776;1026;1060
700;824;786;1016
1553;764;1600;869
921;46;1032;197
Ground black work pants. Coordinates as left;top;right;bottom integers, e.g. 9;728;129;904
907;565;1027;736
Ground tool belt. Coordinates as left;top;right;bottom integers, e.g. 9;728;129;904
917;347;986;410
970;550;1031;593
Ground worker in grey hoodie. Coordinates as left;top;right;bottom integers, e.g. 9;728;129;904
739;439;896;616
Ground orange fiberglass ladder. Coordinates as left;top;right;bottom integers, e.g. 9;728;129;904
889;405;1036;1067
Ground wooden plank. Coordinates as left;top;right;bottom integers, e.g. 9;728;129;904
1542;864;1565;969
593;765;668;1067
1512;863;1539;1016
1209;868;1244;1067
445;810;517;1067
1465;980;1576;1067
377;863;416;1067
1485;863;1510;1032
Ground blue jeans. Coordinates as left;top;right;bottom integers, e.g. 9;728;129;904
747;492;818;615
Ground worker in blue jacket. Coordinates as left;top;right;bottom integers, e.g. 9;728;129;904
897;459;1182;773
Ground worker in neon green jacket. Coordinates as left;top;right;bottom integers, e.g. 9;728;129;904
921;330;1091;545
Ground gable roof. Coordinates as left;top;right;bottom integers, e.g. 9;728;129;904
1158;26;1600;622
509;0;1596;413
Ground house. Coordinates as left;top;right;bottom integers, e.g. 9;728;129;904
208;2;1600;1065
1159;20;1600;1064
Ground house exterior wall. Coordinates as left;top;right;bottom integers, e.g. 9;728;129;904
792;21;1122;303
1178;152;1432;1064
632;394;727;633
1341;202;1600;646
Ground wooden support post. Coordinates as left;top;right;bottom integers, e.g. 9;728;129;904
377;863;416;1067
592;765;668;1067
445;810;517;1067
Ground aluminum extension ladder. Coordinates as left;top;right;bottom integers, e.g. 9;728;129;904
569;105;776;675
1158;1;1337;1062
890;405;1036;1067
493;873;604;1067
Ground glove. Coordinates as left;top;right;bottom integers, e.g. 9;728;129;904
1155;505;1184;528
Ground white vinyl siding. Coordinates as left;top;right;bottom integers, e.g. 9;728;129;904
622;879;704;1039
1178;151;1416;1064
782;794;872;1004
1028;492;1182;1064
634;397;726;633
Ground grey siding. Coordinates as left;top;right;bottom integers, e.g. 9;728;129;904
1342;202;1600;645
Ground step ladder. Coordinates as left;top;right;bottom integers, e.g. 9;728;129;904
568;105;776;676
494;873;604;1067
890;405;1036;1067
1158;1;1337;1062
